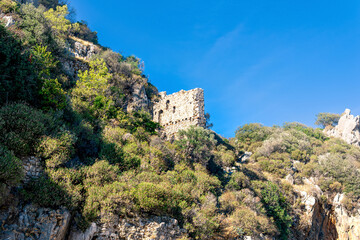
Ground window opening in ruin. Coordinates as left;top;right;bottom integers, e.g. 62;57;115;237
173;106;176;113
166;100;170;110
158;110;163;124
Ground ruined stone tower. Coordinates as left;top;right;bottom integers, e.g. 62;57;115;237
152;88;206;140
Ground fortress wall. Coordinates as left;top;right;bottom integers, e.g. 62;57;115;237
152;88;206;140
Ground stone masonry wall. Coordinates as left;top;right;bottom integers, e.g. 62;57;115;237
152;88;206;140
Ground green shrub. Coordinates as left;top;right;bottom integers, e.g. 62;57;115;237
258;155;291;178
226;172;250;190
84;160;120;188
0;145;23;186
235;123;273;144
22;176;69;208
0;103;57;156
47;167;84;210
70;20;98;44
71;58;115;120
19;4;59;51
257;129;311;157
227;207;277;237
284;122;327;141
176;126;217;168
39;78;67;110
83;181;133;223
253;181;292;239
0;25;39;105
43;5;71;36
133;182;174;214
0;0;19;13
37;130;76;168
38;0;66;9
319;153;360;198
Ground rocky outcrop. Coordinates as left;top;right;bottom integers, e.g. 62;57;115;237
0;205;71;240
305;199;338;240
0;13;15;28
60;58;89;80
68;36;100;60
333;194;360;240
68;216;187;240
325;109;360;146
68;223;97;240
0;204;186;240
126;82;150;113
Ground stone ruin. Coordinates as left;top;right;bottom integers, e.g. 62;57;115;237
152;88;206;140
22;156;42;183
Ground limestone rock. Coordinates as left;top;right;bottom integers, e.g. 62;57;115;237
126;83;150;112
70;216;187;240
68;36;100;60
324;109;360;146
0;205;71;240
60;58;89;80
68;222;97;240
239;151;252;163
1;15;15;27
333;193;360;240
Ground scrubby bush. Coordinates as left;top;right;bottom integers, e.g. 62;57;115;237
70;20;98;44
133;182;175;214
176;126;217;168
19;4;60;50
38;0;67;9
214;146;236;167
226;207;276;237
72;58;115;120
37;130;76;168
22;176;70;208
0;145;23;186
0;25;39;105
0;103;57;156
226;172;250;190
284;122;327;141
47;167;84;210
0;0;19;13
84;160;120;188
253;181;292;239
235;123;273;144
257;129;311;158
83;181;133;223
318;153;360;198
43;5;71;36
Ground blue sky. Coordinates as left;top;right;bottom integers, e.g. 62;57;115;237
69;0;360;137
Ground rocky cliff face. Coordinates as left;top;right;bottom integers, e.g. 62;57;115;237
0;204;186;240
333;194;360;240
67;37;101;61
325;109;360;146
126;82;150;113
0;205;71;240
